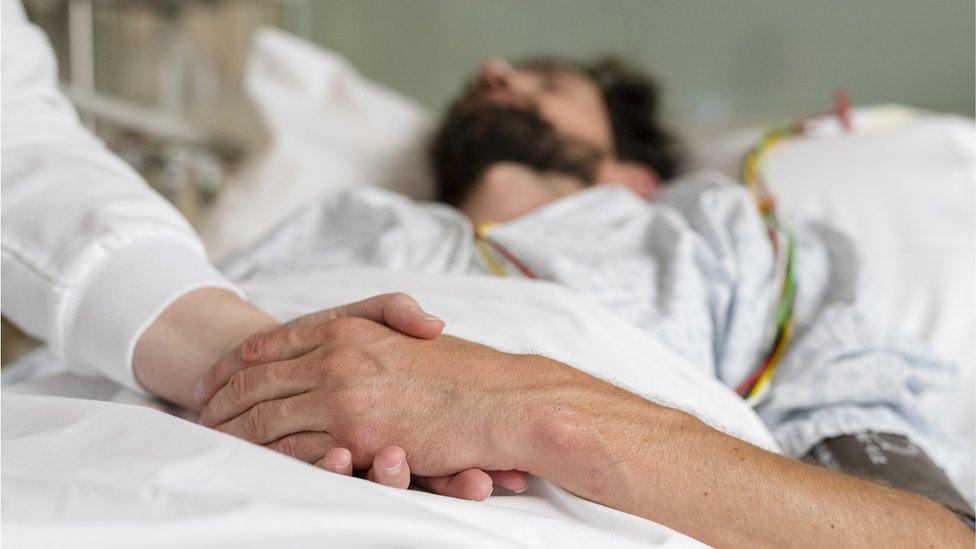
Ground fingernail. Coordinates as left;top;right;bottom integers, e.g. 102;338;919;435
513;483;528;494
384;457;403;475
193;381;206;404
413;306;440;322
335;454;351;470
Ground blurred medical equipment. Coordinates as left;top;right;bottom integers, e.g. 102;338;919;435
1;0;312;365
21;0;311;221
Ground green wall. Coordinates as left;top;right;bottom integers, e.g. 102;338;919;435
300;0;975;125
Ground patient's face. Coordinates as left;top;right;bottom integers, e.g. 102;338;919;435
465;58;615;157
434;58;660;225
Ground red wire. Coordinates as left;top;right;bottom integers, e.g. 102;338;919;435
482;236;539;279
834;89;852;132
735;332;781;396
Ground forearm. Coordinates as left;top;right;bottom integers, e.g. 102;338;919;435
133;288;277;410
515;358;973;547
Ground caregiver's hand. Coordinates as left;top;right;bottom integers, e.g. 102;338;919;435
194;293;527;500
196;314;538;487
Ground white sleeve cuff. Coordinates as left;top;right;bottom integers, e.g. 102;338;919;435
61;240;243;394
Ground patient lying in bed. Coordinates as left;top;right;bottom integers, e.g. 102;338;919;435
222;56;973;520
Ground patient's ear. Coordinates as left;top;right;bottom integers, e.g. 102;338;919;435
595;160;661;199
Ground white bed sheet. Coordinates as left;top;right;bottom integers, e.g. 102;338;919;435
3;269;778;548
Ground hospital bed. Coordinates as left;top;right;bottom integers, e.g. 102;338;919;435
3;27;973;548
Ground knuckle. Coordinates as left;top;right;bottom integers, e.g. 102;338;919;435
226;371;251;405
387;292;414;308
241;404;271;440
261;363;285;384
324;347;366;371
291;356;323;380
235;333;268;365
311;321;337;341
325;316;372;336
284;328;305;351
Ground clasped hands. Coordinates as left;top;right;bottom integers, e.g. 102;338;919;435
193;293;541;500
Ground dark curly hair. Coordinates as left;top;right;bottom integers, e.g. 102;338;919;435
430;56;683;207
585;57;684;181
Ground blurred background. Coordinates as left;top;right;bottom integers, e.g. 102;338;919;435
19;0;976;203
4;0;975;362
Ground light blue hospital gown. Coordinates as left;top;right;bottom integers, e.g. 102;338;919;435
223;170;967;486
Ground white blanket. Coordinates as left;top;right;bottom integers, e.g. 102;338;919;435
2;269;776;548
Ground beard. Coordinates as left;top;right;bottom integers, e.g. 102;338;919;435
429;101;602;207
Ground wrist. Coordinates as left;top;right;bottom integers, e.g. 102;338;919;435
518;383;611;477
508;358;693;509
133;288;278;409
494;355;619;474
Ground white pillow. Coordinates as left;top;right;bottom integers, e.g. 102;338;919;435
202;27;435;260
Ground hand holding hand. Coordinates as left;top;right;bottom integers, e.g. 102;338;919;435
195;293;528;499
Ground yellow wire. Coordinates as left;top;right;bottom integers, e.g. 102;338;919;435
739;124;799;405
746;314;795;404
474;222;507;276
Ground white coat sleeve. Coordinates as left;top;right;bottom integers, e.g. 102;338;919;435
1;0;243;392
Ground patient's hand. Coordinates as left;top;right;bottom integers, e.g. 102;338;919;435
195;292;527;500
317;444;525;500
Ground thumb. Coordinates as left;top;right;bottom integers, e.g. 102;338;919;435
288;292;445;339
376;292;446;339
